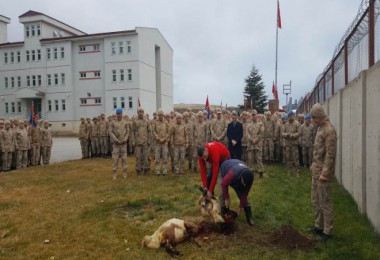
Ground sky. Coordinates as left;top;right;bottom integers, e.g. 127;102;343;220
1;0;361;107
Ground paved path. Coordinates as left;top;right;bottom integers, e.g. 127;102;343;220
50;137;82;163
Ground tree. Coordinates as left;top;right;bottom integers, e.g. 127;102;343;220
241;64;268;114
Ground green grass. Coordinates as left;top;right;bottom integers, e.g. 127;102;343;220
0;159;379;259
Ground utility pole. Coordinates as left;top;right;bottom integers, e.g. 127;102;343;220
283;81;292;111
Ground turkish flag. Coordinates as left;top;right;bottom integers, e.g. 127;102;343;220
278;0;282;29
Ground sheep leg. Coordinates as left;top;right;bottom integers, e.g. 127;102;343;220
164;240;181;258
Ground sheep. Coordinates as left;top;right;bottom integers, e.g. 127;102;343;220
198;195;225;224
142;218;199;257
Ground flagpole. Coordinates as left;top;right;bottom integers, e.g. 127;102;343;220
275;0;279;92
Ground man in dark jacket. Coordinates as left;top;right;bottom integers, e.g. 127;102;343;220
227;111;243;160
220;159;254;226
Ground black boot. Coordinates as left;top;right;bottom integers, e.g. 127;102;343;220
244;206;254;226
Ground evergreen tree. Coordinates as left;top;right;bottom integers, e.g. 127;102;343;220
242;64;268;113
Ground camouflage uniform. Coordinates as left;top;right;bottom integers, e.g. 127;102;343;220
40;121;53;165
16;123;29;168
283;116;300;175
300;121;316;167
273;117;282;162
246;112;265;177
109;113;130;179
79;118;89;159
0;121;13;171
241;112;250;163
183;112;195;170
30;123;41;166
170;115;188;174
263;112;275;161
281;119;287;164
193;111;209;172
98;114;109;158
165;114;175;170
210;109;228;146
153;110;170;175
90;118;100;157
310;104;337;236
132;109;151;174
149;113;158;168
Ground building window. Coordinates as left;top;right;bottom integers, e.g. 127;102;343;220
95;98;101;104
31;50;36;61
53;48;58;59
32;75;36;86
119;41;124;54
54;74;58;85
5;77;8;88
61;99;66;111
11;77;14;88
5;102;9;113
120;69;124;82
93;71;100;78
79;46;86;52
48;100;52;111
26;76;30;87
128;69;132;81
37;24;41;36
80;72;87;79
128;96;133;108
11;102;15;113
37;49;41;61
26;51;30;62
4;52;7;64
111;42;116;55
112;70;116;82
47;48;51;60
94;44;100;51
80;99;87;104
112;97;117;109
38;75;42;86
17;51;21;63
55;100;59;111
25;25;30;37
47;74;51;86
10;52;14;63
61;73;65;85
17;76;21;87
61;47;65;59
127;41;131;53
17;102;21;113
120;97;125;109
31;25;35;37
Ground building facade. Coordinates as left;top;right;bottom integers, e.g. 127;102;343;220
0;11;173;134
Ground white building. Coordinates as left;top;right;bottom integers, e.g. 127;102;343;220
0;10;173;134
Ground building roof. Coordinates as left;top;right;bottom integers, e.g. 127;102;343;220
0;41;24;47
19;10;44;18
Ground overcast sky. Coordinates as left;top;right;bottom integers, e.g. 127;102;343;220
2;0;361;107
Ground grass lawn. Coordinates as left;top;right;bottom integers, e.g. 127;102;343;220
0;158;380;259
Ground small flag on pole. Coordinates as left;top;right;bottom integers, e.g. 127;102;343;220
277;0;282;29
29;101;37;128
205;95;211;119
272;81;279;100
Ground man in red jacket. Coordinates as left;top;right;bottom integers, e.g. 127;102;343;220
197;142;230;200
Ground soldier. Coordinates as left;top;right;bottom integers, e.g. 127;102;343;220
165;113;175;171
183;112;195;170
0;121;12;171
30;117;41;166
297;113;305;167
283;111;301;176
246;110;265;178
273;113;282;162
153;109;170;176
170;113;188;174
300;114;316;167
280;115;287;164
86;117;92;158
7;120;17;170
98;113;109;158
40;121;53;165
79;117;89;159
307;103;336;242
240;112;250;163
203;110;211;142
11;117;20;169
90;117;100;157
193;111;209;173
210;108;228;146
132;108;151;175
149;112;158;168
16;122;29;169
109;108;130;180
263;111;275;162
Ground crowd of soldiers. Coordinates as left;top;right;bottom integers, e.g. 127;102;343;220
0;116;53;172
80;106;316;180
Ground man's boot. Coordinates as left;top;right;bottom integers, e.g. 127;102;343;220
188;162;192;170
244;206;254;226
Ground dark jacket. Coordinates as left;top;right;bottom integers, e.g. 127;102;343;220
227;121;243;159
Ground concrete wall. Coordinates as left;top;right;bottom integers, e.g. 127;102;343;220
324;61;380;233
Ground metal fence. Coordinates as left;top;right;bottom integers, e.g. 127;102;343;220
297;0;380;114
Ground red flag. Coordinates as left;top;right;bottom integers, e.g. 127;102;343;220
272;81;279;100
250;99;253;110
138;98;141;107
205;95;210;119
277;0;282;29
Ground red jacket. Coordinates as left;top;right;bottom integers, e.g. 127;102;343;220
198;142;230;192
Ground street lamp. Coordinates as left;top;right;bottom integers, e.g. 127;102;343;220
283;81;292;110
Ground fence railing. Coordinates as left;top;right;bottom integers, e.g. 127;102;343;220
297;0;380;114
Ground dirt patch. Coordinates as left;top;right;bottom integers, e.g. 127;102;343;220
263;225;316;251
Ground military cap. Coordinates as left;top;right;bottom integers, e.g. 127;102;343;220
183;112;189;117
251;109;258;115
116;108;123;114
157;109;164;115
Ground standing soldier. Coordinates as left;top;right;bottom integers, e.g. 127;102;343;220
85;117;92;158
40;121;53;165
183;112;195;170
79;117;89;159
132;108;151;175
297;114;305;167
263;111;275;162
281;115;287;164
241;112;250;163
30;118;41;166
153;109;170;176
7;120;17;170
16;121;29;169
203;110;211;142
170;114;188;174
193;111;209;173
149;112;158;169
283;111;301;176
210;108;228;146
246;110;265;178
90;117;100;157
165;113;175;171
307;104;337;242
1;121;12;171
109;108;129;180
98;113;109;158
11;118;20;170
273;113;282;162
300;114;316;167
